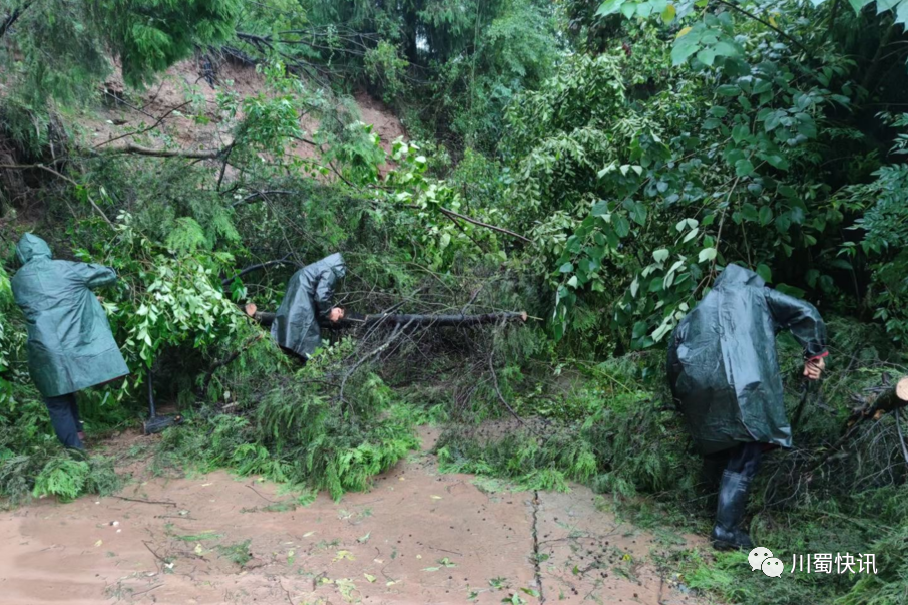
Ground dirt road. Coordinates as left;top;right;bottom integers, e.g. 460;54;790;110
0;429;711;605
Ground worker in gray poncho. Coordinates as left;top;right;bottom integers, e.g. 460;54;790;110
271;253;346;361
10;234;129;449
667;264;827;550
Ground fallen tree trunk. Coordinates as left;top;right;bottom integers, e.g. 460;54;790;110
245;305;527;329
805;376;908;478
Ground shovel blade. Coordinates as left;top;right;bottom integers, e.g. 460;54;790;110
143;414;182;435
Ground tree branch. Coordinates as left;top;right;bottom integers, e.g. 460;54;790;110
221;254;301;287
403;205;530;243
100;143;226;160
713;0;812;58
93;102;191;149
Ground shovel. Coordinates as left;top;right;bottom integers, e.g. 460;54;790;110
143;369;183;435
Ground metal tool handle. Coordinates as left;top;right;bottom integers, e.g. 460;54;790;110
147;368;156;420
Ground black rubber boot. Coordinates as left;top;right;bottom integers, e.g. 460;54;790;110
711;470;753;551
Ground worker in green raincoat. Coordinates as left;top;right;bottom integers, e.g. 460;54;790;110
667;264;827;550
271;253;346;361
10;234;129;449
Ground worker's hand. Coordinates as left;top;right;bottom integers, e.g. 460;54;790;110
803;357;826;381
328;307;345;323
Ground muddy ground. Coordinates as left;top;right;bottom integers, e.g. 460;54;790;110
0;428;715;605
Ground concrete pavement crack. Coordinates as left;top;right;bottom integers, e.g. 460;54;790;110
531;489;546;603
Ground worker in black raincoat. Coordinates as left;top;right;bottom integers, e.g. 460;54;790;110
10;234;129;449
667;264;827;550
271;253;346;361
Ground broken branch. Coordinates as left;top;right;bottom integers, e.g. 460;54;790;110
100;143;225;160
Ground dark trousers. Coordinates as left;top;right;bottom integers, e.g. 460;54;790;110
702;442;765;490
44;393;84;449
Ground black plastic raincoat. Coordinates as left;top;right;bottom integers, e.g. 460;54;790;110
10;234;129;398
667;264;827;455
271;253;346;359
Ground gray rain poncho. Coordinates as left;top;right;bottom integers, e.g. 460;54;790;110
667;264;827;455
271;253;346;359
10;234;129;398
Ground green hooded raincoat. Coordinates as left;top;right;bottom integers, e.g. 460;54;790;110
10;234;129;397
271;253;346;358
667;264;827;455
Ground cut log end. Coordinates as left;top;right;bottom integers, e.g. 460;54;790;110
245;303;258;318
897;377;908;402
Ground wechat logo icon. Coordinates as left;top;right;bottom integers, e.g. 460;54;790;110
749;547;783;577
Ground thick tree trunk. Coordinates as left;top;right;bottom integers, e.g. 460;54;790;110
247;306;527;329
806;376;908;478
845;376;908;428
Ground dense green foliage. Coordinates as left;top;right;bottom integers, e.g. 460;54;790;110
2;0;908;602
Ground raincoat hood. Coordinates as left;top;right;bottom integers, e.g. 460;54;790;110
715;264;764;288
16;234;53;265
321;253;346;279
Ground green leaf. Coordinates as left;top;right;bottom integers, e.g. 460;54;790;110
697;47;717;66
759;206;773;226
735;159;755;177
742;203;759;222
765;110;785;131
559;263;573;273
776;283;806;298
614;216;631;238
567;275;579;288
710;105;728;118
661;3;676;23
596;0;626;15
699;247;718;262
848;0;873;11
717;84;740;96
756;263;772;283
683;227;700;243
632;202;647;226
806;269;820;287
653;249;670;263
591;201;609;217
671;34;702;66
762;154;790;170
714;41;738;56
